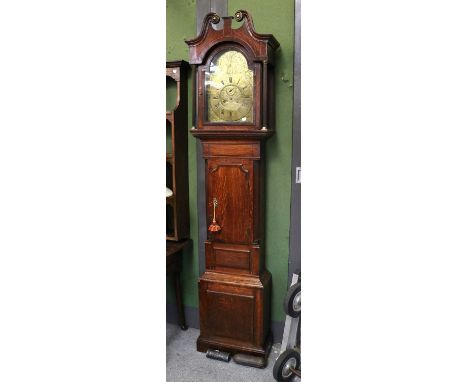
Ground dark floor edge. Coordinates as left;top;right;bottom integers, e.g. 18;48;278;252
166;302;200;329
166;303;285;343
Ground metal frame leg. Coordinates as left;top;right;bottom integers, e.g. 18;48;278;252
174;271;187;330
280;273;300;353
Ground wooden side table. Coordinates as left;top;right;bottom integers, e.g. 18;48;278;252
166;239;191;330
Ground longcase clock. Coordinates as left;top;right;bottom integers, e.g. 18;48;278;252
186;10;279;366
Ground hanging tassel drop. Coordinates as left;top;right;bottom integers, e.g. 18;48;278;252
208;198;222;232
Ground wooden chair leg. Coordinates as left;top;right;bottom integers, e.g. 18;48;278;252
174;271;187;330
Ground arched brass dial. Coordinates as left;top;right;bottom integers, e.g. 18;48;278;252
205;50;254;123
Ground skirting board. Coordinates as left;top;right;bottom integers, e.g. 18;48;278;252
166;302;286;344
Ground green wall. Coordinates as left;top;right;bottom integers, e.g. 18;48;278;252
166;0;294;322
166;0;199;311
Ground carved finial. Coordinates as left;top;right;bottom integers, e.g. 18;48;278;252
234;10;246;22
209;13;220;24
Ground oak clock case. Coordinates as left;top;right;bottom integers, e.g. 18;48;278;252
186;10;279;365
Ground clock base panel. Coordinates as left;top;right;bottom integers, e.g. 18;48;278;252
197;270;272;360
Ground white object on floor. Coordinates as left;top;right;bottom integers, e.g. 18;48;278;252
166;187;173;198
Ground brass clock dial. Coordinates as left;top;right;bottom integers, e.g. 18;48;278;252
205;50;254;123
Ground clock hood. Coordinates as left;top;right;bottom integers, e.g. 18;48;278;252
185;10;279;65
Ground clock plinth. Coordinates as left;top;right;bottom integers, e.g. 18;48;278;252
186;10;279;364
196;270;272;361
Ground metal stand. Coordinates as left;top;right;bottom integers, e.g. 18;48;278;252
280;273;300;353
273;273;301;381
